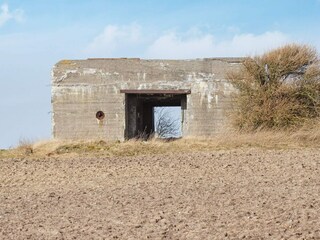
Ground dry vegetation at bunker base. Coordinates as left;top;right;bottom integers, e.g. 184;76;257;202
1;121;320;159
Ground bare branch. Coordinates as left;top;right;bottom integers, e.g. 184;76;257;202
154;108;180;138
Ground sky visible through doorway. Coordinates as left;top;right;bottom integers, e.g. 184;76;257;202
154;106;181;138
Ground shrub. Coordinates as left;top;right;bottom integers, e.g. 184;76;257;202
228;44;320;130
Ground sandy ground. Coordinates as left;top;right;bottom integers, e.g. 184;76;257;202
1;148;320;239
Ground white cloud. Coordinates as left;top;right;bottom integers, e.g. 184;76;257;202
85;23;142;57
0;3;24;27
146;31;290;59
86;24;294;59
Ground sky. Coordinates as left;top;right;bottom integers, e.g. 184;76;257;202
0;0;320;148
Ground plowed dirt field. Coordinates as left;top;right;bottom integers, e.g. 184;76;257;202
1;148;320;239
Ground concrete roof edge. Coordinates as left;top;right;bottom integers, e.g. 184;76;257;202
86;57;245;61
53;57;246;66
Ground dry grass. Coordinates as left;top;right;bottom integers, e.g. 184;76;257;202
1;121;319;159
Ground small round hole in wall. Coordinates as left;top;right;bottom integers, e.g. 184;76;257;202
96;111;105;120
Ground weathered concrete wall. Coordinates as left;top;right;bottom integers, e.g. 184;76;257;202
52;58;243;141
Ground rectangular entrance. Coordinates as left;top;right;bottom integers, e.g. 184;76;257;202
121;89;190;139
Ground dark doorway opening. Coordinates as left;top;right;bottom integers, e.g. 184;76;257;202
121;90;189;139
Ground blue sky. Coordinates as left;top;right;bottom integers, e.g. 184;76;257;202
0;0;320;148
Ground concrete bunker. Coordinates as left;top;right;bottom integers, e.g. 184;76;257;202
51;58;244;141
121;89;190;139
